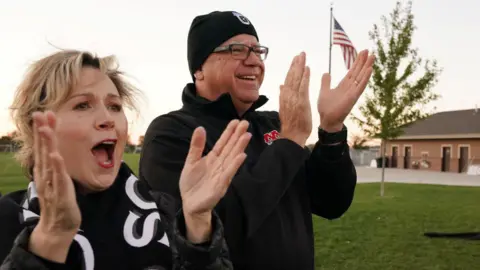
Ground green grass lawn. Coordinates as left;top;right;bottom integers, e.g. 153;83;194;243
1;153;479;269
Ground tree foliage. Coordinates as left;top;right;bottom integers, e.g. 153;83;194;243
349;133;370;150
138;135;145;147
351;1;441;140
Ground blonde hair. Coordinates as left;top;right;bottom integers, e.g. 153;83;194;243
10;50;141;177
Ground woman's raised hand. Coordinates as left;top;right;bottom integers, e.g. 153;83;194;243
28;111;81;263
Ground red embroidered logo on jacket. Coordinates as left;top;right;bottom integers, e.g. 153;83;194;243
263;130;280;145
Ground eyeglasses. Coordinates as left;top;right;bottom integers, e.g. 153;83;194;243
213;43;269;61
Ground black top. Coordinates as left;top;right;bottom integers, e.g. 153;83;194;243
139;83;357;270
0;162;232;270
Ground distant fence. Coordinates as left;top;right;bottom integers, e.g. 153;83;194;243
124;145;142;154
350;148;379;166
0;144;19;153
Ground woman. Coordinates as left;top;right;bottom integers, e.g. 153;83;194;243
0;50;252;269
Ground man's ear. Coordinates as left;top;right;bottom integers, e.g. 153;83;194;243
194;70;204;80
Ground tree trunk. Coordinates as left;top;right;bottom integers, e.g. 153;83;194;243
380;139;387;197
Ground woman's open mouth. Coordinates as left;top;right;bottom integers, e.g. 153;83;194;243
91;139;116;169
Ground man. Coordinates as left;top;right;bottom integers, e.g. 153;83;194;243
140;11;374;270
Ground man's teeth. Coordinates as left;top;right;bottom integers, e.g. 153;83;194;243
102;141;115;145
101;160;113;165
239;75;256;80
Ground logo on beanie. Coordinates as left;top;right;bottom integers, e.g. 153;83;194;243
232;11;250;25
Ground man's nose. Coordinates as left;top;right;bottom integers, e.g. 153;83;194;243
244;51;263;66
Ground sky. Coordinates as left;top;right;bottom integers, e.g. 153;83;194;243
1;0;479;144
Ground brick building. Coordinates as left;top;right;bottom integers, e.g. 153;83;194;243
385;109;480;173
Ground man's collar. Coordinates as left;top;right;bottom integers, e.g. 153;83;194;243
181;83;268;119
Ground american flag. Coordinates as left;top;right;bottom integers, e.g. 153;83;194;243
332;17;357;69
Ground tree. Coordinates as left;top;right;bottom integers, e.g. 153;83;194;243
138;135;145;147
7;130;18;139
0;131;19;152
0;136;13;145
125;135;136;153
351;1;441;196
0;131;17;145
349;133;369;150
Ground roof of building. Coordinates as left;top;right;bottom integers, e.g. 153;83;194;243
394;108;480;140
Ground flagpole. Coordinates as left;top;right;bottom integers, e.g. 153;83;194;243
328;2;333;75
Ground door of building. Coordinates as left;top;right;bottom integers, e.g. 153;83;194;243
391;146;398;168
404;146;411;169
458;146;469;173
441;146;451;172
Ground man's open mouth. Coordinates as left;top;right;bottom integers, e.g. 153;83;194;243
91;139;116;168
236;75;257;81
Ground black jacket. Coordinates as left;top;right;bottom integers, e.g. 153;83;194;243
139;84;357;270
0;162;232;270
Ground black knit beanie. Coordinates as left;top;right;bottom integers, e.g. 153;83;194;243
187;11;259;81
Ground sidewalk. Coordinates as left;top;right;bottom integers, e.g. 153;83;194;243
355;166;480;187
